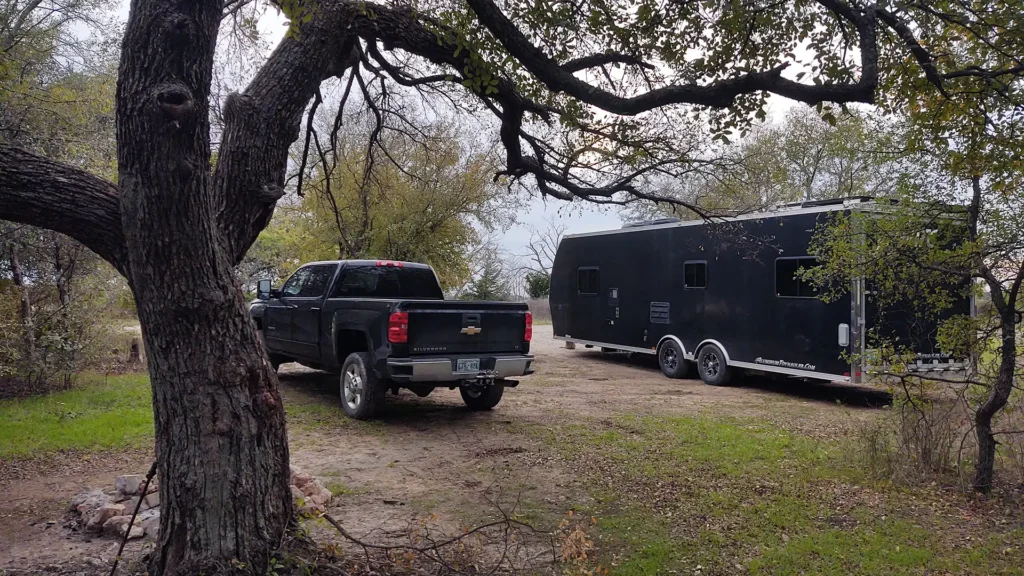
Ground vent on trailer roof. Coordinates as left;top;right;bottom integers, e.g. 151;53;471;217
621;217;681;229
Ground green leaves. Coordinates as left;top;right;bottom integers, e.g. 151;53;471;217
246;120;515;291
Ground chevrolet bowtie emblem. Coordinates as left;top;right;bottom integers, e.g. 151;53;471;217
460;326;482;335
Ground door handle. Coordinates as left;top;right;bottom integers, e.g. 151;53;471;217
310;307;320;312
286;304;298;309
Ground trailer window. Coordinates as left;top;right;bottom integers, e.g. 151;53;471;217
577;268;599;295
684;261;707;289
776;258;819;298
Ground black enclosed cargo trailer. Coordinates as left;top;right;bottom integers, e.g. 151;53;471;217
549;198;971;385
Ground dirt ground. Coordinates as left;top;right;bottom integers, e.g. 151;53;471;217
0;325;891;572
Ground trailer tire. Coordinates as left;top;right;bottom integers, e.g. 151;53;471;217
657;339;692;379
697;344;731;386
340;352;386;420
460;382;504;410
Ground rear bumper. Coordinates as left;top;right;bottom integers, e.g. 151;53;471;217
386;355;534;382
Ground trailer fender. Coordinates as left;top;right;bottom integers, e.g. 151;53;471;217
695;339;732;365
656;336;691;360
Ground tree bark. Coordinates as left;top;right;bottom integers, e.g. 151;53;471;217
0;147;127;274
8;243;35;370
53;237;71;309
969;176;1021;493
114;1;292;573
128;338;141;364
973;311;1018;492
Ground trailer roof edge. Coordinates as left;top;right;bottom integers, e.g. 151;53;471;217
565;200;874;240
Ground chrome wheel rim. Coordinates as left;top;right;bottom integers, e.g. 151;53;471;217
702;352;720;378
662;346;679;371
342;366;363;411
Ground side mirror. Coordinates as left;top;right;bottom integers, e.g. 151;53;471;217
257;279;272;300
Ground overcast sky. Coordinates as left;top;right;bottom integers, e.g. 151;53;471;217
108;1;797;257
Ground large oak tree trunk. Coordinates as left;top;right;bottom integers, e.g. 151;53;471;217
115;1;291;572
139;277;291;574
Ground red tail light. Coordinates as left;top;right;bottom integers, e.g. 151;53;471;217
388;312;408;343
524;311;533;342
377;260;403;267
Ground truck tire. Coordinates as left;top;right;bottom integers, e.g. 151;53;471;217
658;339;693;379
340;352;386;420
460;382;504;410
268;354;285;372
697;344;731;386
259;328;285;371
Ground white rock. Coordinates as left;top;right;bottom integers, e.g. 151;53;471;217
115;474;143;496
102;515;132;536
290;466;312;489
87;503;125;531
70;490;106;511
289;485;304;500
127;525;145;540
300;478;325;498
141;510;160;536
121;496;140;512
309;491;330;506
142;492;159;509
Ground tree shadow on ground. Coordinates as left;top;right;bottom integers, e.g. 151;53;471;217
578;349;893;409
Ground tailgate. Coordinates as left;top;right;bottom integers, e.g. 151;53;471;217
403;301;528;355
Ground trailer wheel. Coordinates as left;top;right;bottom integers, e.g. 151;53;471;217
697;344;731;386
658;340;693;379
340;352;386;420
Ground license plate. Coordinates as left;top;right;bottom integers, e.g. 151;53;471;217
456;358;480;373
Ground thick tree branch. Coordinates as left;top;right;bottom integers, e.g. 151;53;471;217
943;65;1024;81
213;8;361;263
872;4;947;95
562;52;655;73
462;0;880;114
0;145;127;273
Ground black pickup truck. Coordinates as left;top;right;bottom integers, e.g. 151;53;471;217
250;260;534;419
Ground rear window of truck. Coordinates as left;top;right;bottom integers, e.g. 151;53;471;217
330;266;443;299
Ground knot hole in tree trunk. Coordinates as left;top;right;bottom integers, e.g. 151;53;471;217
154;84;194;124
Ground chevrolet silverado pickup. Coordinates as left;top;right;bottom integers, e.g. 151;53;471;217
250;260;534;419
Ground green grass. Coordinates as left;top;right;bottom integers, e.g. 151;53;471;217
324;480;359;496
281;389;385;436
0;373;154;458
528;414;1024;576
0;371;386;458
